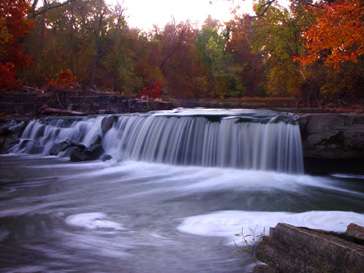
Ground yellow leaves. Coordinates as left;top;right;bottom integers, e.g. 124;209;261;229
298;0;364;68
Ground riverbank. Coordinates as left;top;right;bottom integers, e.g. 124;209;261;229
1;90;364;119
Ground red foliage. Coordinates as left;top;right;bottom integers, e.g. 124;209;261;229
48;69;79;90
0;63;18;90
139;81;162;99
297;0;364;68
0;0;33;90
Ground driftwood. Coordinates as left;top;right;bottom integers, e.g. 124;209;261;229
39;105;85;116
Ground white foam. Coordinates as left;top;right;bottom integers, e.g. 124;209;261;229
177;210;364;244
331;173;364;179
66;212;123;231
152;108;264;116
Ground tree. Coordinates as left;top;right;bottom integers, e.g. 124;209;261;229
0;0;33;90
298;0;364;68
225;14;265;96
195;16;247;98
251;0;310;96
156;21;208;98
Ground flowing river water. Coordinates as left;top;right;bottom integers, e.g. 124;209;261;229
0;109;364;273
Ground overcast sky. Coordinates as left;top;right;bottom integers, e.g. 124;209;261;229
105;0;259;30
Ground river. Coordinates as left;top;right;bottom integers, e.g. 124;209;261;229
0;109;363;273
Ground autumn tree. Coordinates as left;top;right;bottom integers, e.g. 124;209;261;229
156;21;208;98
195;16;241;98
298;0;364;67
251;0;312;96
0;0;33;90
225;14;265;96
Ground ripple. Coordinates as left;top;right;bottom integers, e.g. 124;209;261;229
65;212;124;231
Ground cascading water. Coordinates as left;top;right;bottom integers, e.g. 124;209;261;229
8;108;304;173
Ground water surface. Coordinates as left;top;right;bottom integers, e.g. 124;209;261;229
0;155;363;273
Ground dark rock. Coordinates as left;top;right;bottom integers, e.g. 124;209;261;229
69;139;104;162
101;116;117;134
49;140;73;155
0;120;27;153
299;113;364;160
255;223;364;273
101;154;112;161
346;223;364;241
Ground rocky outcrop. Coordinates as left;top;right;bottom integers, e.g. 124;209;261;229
346;223;364;241
253;223;364;273
0;120;27;153
299;114;364;159
101;115;117;134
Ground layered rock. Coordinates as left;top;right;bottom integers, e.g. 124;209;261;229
299;113;364;159
253;223;364;273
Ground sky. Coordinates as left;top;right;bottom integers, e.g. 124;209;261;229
105;0;257;30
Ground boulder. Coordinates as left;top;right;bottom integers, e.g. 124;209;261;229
299;114;364;159
101;115;117;134
49;140;73;156
69;138;104;162
346;223;364;241
101;154;112;161
254;223;364;273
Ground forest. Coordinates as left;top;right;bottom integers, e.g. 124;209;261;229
1;0;363;103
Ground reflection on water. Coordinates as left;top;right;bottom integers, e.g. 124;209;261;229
0;155;364;273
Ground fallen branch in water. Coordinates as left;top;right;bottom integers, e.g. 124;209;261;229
39;105;85;116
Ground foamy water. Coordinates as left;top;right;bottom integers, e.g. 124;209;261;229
66;212;124;231
178;210;364;244
0;155;363;273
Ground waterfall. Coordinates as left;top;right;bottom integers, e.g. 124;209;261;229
8;109;304;173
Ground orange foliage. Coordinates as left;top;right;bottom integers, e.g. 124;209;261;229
0;0;33;89
48;69;79;90
139;81;162;99
297;0;364;68
0;63;18;90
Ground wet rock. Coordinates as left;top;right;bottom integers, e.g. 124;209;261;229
0;120;27;153
69;138;104;162
101;154;112;161
101;116;117;134
254;223;364;273
299;114;364;159
49;140;73;156
346;223;364;241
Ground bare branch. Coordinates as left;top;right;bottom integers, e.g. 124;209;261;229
30;0;76;18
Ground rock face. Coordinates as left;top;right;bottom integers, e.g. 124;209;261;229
299;114;364;159
254;223;364;273
0;120;27;153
